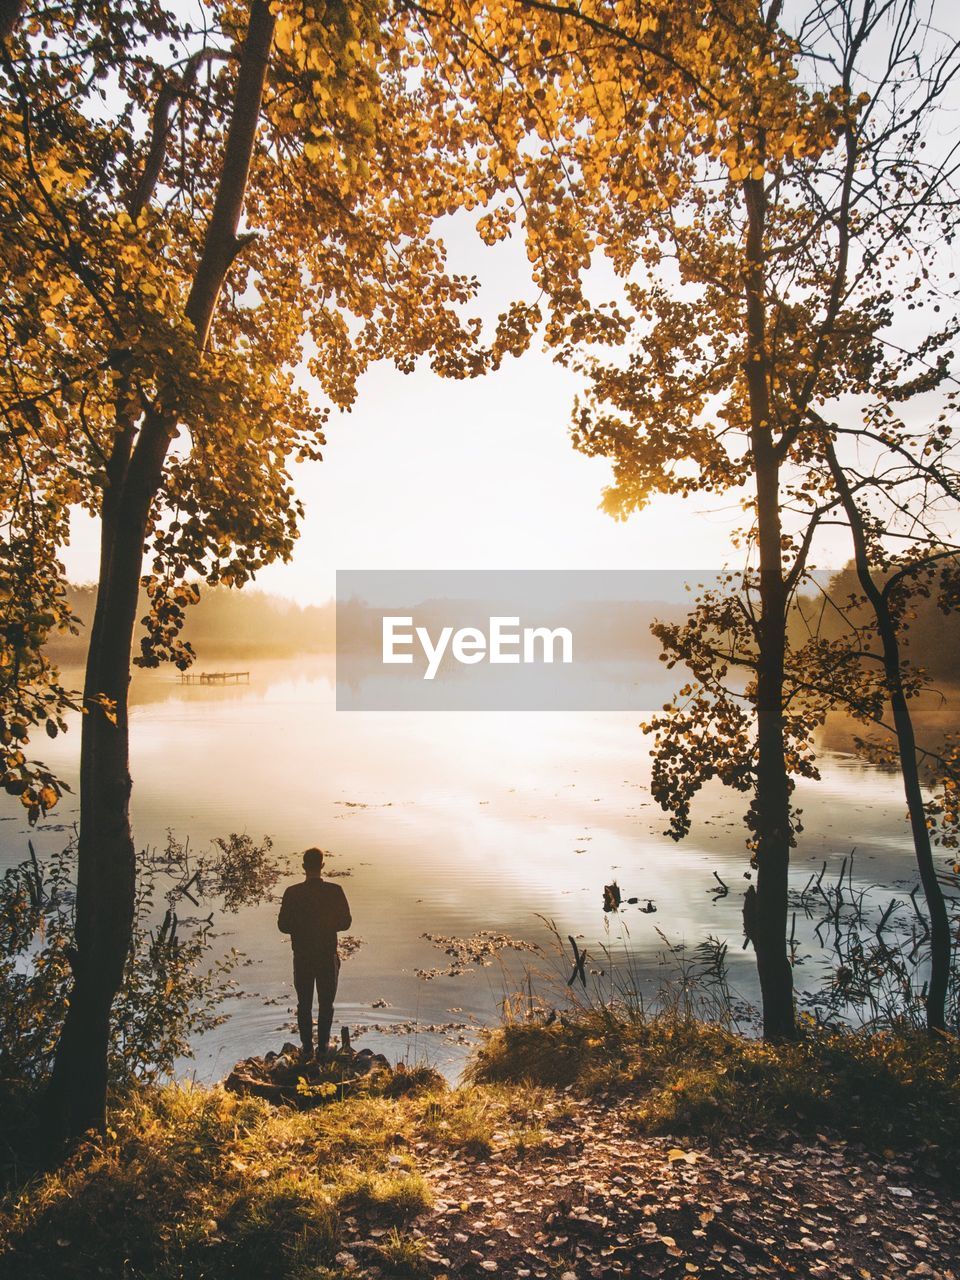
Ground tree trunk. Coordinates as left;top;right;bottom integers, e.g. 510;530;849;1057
887;664;952;1033
825;443;952;1034
46;0;276;1139
744;174;796;1040
751;452;795;1039
46;435;162;1135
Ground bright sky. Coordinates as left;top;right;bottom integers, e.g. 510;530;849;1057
63;226;766;605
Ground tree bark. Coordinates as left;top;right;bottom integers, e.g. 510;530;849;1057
46;423;163;1136
46;0;276;1140
825;442;952;1034
743;174;796;1040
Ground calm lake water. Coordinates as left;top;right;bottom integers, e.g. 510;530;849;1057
0;655;932;1081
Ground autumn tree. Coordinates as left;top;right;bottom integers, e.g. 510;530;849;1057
592;2;960;1036
579;1;960;1037
0;0;520;1138
409;0;960;1036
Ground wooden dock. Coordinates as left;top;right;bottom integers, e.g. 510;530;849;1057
178;671;250;685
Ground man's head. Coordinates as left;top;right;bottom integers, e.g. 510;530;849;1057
302;847;324;877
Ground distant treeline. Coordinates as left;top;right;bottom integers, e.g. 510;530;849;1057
790;566;960;684
50;584;335;661
49;569;959;677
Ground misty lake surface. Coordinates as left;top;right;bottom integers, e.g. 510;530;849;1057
0;655;933;1082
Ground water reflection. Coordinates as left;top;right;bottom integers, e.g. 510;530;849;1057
0;656;924;1081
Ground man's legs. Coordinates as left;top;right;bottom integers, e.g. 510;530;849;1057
292;953;316;1055
315;953;341;1058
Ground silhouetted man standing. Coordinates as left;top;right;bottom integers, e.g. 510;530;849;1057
277;847;352;1059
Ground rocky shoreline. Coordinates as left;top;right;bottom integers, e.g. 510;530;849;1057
225;1036;399;1107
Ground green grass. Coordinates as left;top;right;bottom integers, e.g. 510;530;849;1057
413;1081;558;1158
374;1227;431;1277
0;1070;562;1278
469;1010;960;1175
0;1083;437;1279
3;1016;959;1275
338;1166;433;1220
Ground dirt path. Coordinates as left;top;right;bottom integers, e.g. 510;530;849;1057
335;1098;959;1279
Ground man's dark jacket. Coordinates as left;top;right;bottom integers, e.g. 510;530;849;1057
277;879;352;954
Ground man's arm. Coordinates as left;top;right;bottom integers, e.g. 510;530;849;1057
277;887;293;935
333;884;352;932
